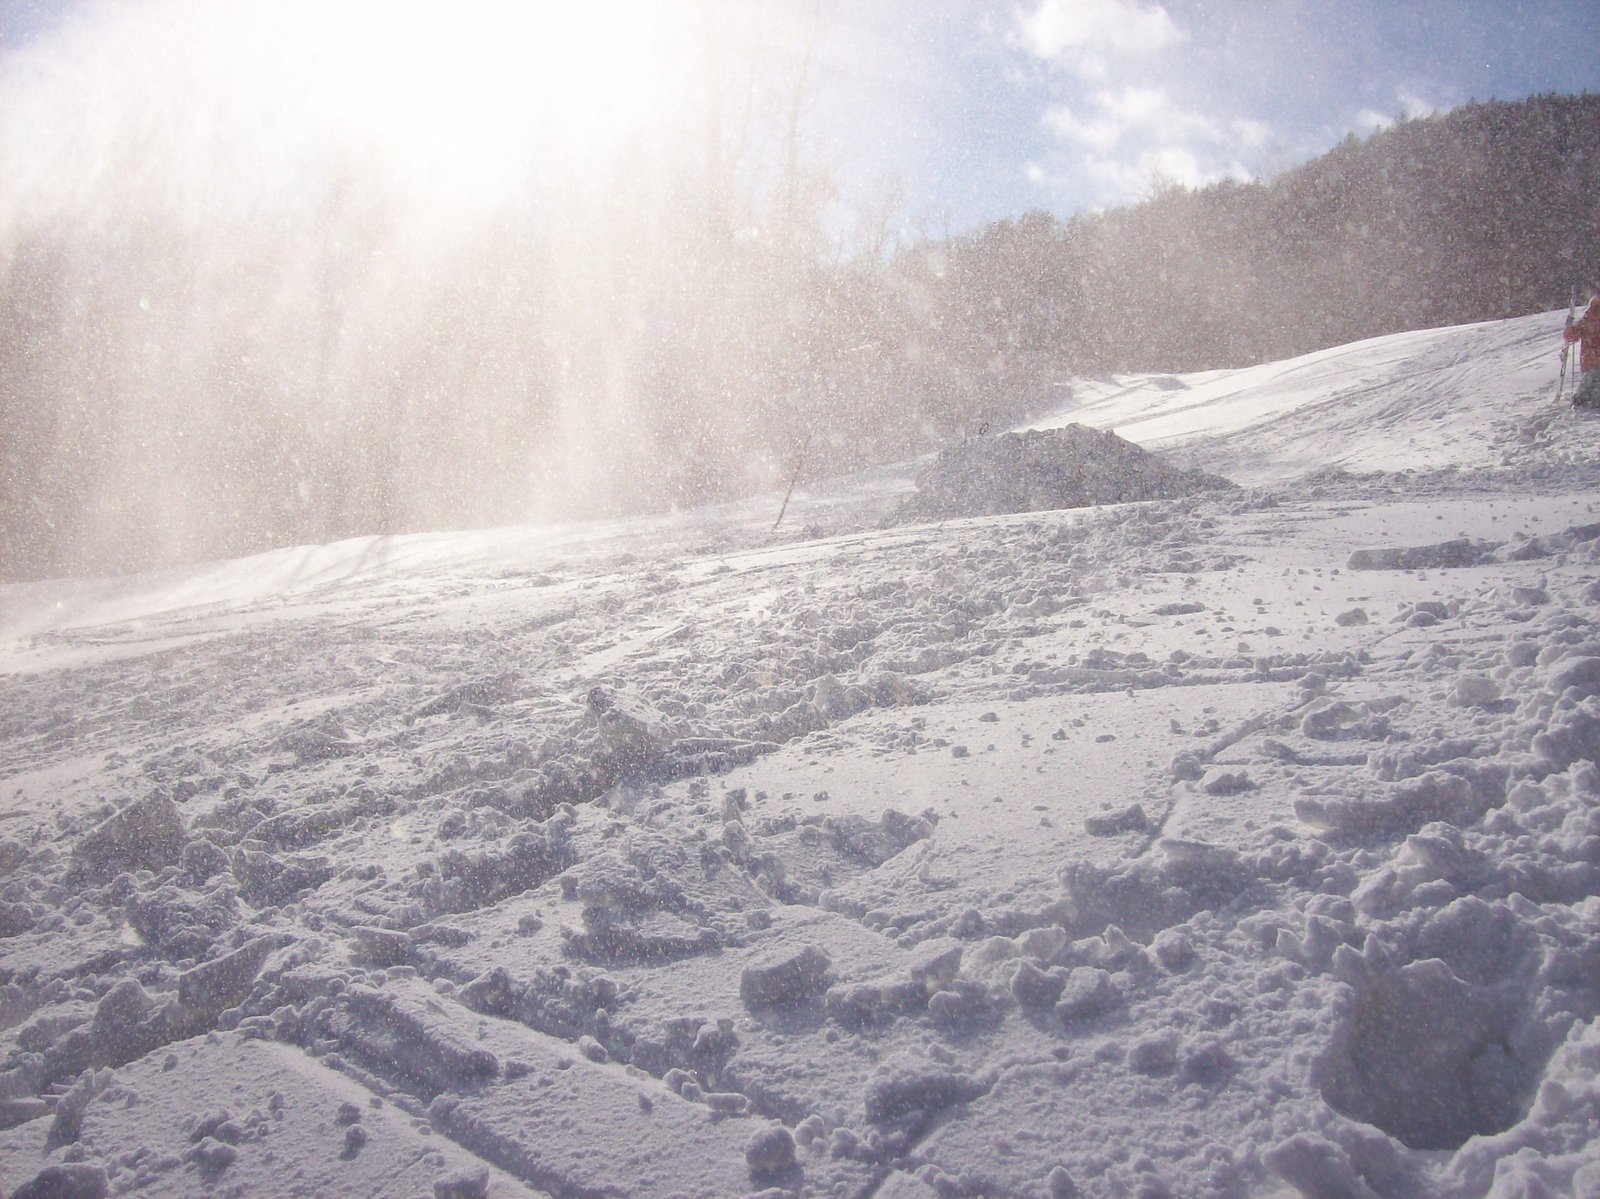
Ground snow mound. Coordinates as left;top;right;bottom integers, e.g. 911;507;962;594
894;424;1235;524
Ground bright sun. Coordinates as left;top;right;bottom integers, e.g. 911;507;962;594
296;0;690;202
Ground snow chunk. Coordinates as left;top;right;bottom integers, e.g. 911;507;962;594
824;808;934;866
1046;1166;1080;1198
175;934;284;1021
1054;967;1116;1023
0;837;29;876
1151;929;1196;971
89;980;161;1062
1531;697;1600;772
927;980;1003;1032
1346;538;1493;571
1010;960;1068;1009
432;1168;490;1199
1201;768;1254;796
9;1163;109;1199
350;925;412;967
71;791;187;882
865;1064;991;1125
1318;949;1543;1150
1265;1134;1384;1199
1127;1030;1180;1075
745;1124;797;1179
1449;675;1501;707
823;979;927;1028
1295;770;1501;836
1083;802;1149;836
740;945;834;1007
343;984;500;1085
1016;926;1068;962
231;848;334;906
1547;655;1600;698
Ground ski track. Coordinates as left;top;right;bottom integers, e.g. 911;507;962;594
3;311;1600;1199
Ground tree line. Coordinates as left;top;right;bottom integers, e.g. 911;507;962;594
2;91;1595;581
924;91;1600;378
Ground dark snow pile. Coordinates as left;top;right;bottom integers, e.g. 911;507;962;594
3;310;1600;1199
895;424;1235;524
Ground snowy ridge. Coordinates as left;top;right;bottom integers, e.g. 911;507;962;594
1031;311;1573;484
2;309;1599;1199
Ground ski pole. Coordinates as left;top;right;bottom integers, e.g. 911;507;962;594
1556;285;1577;404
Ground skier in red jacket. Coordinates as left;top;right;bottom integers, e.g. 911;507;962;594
1564;294;1600;408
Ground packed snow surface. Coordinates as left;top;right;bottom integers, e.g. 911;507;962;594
3;309;1599;1198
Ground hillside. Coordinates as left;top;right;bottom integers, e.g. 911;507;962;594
2;309;1599;1199
7;94;1596;584
923;93;1600;377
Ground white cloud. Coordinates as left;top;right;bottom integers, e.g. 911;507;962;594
1037;85;1269;208
1042;104;1123;152
1019;0;1185;66
1102;86;1221;142
1355;89;1448;137
1044;86;1230;153
1230;117;1272;151
1355;108;1394;134
1082;144;1249;201
1016;3;1282;210
1398;89;1442;120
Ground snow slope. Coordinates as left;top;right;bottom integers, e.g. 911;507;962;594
2;310;1599;1199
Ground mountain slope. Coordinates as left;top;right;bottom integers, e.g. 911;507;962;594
2;310;1598;1199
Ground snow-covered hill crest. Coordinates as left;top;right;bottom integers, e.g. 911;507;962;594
2;310;1599;1199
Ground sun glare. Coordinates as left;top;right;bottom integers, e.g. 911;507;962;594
299;0;687;204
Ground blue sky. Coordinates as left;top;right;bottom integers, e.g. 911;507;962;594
809;0;1599;235
2;0;1596;242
